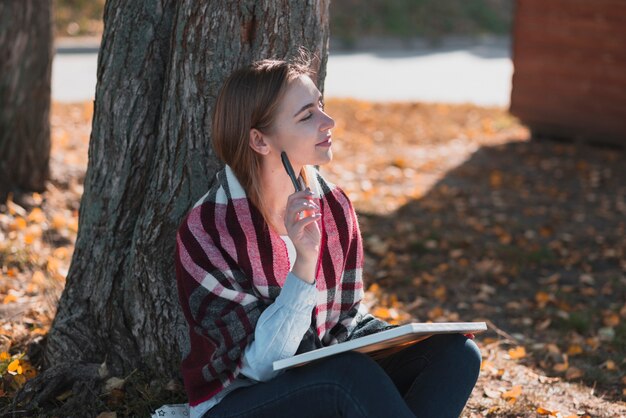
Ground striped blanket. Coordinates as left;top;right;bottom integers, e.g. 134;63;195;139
175;165;367;406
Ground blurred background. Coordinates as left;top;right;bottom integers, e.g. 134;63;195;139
52;0;515;106
3;1;625;416
54;0;513;42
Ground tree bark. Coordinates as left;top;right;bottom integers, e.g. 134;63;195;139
0;0;52;203
41;0;330;405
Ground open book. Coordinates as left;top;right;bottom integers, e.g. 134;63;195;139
273;321;487;371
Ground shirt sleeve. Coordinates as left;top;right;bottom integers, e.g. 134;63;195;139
239;272;317;382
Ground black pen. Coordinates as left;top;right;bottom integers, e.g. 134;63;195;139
281;151;303;192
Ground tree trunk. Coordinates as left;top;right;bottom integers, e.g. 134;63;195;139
37;0;329;412
0;0;52;203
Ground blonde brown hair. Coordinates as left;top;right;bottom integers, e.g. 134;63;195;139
212;57;313;226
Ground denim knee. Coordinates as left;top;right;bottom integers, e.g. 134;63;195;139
448;334;482;383
318;350;380;381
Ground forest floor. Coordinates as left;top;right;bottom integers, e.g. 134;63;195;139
1;99;625;417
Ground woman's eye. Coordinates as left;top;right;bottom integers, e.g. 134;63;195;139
301;113;312;121
319;100;325;110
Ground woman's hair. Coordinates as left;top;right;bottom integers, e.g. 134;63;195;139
212;55;314;226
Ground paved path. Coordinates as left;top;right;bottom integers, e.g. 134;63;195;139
52;38;512;106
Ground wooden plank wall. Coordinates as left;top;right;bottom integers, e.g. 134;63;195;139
510;0;626;146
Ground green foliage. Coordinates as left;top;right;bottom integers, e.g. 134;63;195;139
53;0;513;40
54;0;105;36
330;0;513;44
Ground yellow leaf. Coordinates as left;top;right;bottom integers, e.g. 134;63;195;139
604;360;616;370
535;291;551;304
32;327;47;336
508;346;526;360
31;270;46;286
8;359;22;375
373;307;391;319
27;208;46;224
536;406;557;416
23;232;36;245
53;247;71;260
31;193;43;205
434;285;446;301
603;313;620;327
427;306;443;319
3;294;17;304
567;344;583;356
68;217;79;232
10;217;27;231
368;283;380;294
51;214;67;230
0;351;10;361
502;385;522;400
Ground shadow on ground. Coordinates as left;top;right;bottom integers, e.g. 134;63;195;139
359;139;625;401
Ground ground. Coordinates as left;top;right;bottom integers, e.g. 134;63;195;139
1;99;625;417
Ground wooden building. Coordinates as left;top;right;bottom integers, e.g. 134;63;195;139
510;0;626;146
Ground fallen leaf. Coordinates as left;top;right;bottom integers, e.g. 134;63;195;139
27;208;46;224
372;307;391;319
565;367;583;380
567;344;583;356
536;406;557;416
7;359;22;375
553;361;569;372
10;217;27;231
603;313;620;327
2;294;18;304
502;385;522;400
603;360;616;370
508;346;526;360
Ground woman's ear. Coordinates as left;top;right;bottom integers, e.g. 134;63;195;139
249;128;271;155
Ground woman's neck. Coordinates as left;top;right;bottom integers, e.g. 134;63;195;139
259;155;302;234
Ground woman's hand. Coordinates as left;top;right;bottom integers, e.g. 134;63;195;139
284;188;321;283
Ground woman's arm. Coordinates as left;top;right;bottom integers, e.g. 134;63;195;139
239;271;317;381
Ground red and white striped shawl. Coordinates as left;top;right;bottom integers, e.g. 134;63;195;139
175;165;365;406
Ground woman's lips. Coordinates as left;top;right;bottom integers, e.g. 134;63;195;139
316;136;332;147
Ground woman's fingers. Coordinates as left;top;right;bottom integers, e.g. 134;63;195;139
284;188;321;258
285;200;319;222
285;189;319;224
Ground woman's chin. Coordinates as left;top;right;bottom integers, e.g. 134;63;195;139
314;150;333;166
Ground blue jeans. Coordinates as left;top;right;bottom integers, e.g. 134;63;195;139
204;333;481;418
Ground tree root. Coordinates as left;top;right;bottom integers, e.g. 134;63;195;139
7;362;104;417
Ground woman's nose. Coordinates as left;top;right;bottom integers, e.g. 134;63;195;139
321;111;335;130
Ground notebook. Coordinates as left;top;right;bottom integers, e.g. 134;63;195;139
273;321;487;371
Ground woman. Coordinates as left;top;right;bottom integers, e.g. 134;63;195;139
175;56;481;418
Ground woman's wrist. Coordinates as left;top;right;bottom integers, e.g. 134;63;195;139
292;257;316;284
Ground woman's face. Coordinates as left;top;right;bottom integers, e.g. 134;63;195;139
265;75;335;168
